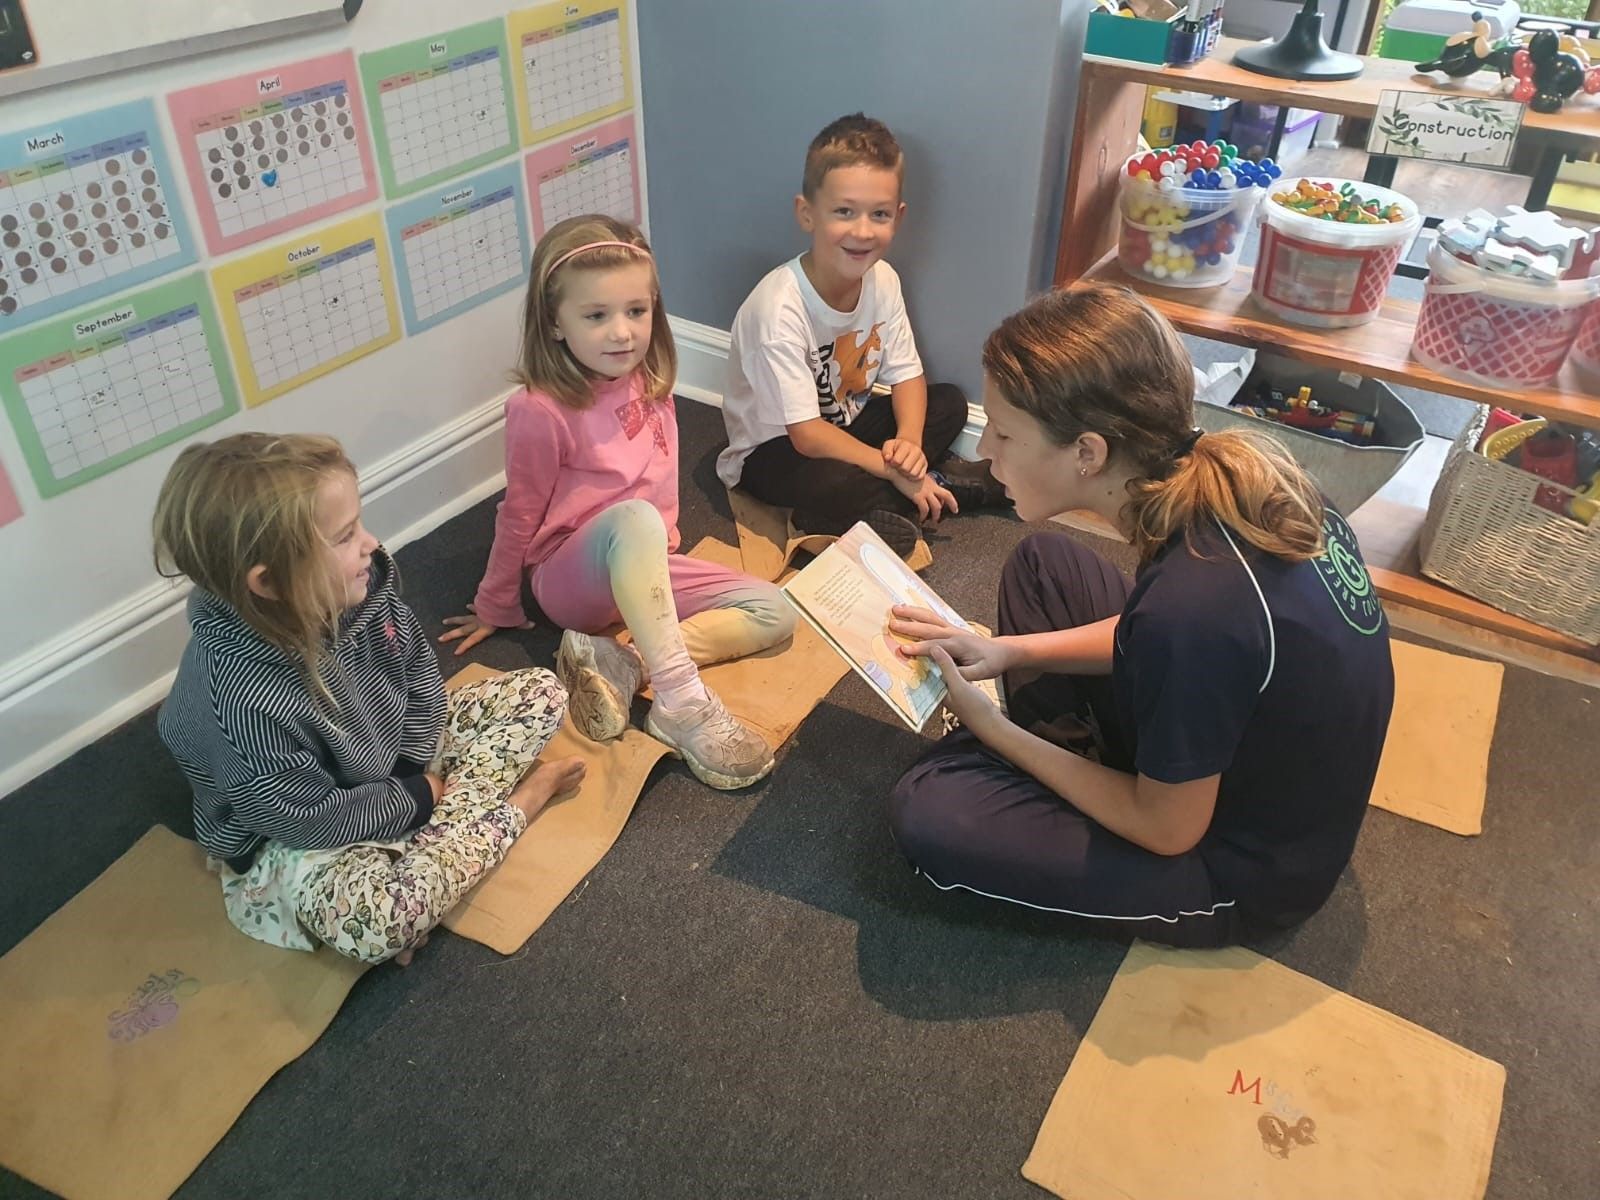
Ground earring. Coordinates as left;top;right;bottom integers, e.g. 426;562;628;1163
1079;467;1088;477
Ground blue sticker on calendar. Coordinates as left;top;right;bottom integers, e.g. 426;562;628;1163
382;159;530;335
0;99;198;332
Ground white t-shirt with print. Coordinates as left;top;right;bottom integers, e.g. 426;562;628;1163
716;256;923;487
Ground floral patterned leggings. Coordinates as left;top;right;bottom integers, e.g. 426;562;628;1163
293;668;567;963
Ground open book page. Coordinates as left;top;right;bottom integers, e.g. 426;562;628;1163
781;522;970;731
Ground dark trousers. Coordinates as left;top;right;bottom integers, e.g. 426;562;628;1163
887;532;1244;948
737;383;968;533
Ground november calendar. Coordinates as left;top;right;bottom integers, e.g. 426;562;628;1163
385;162;531;336
524;112;640;239
0;273;238;497
210;212;401;408
510;0;633;146
167;51;379;255
360;20;519;199
0;99;196;333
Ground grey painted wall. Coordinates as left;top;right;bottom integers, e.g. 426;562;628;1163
636;0;1085;400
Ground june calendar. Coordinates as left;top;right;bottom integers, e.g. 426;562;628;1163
509;0;634;146
0;99;196;333
359;20;518;199
167;51;379;255
210;211;401;408
0;273;238;497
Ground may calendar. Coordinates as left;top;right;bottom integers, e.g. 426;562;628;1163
509;0;633;146
211;211;400;408
360;20;518;198
0;273;238;498
167;51;379;255
524;112;640;240
0;99;196;333
385;161;530;336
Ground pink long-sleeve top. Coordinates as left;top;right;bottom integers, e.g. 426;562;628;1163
471;371;680;629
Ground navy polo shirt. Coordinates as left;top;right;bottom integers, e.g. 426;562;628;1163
1111;508;1395;926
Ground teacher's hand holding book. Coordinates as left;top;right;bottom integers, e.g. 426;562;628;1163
888;606;1015;680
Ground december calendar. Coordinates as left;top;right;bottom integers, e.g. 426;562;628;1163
360;20;518;198
0;99;196;332
210;212;400;407
167;51;379;255
510;1;633;146
0;273;238;497
385;162;530;336
524;112;640;239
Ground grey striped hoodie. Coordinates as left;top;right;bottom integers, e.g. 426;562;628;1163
158;548;446;871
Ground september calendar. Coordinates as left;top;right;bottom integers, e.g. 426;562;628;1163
0;274;237;497
524;112;640;239
211;212;400;408
167;51;379;255
0;99;196;333
385;162;530;336
360;20;518;198
509;1;633;146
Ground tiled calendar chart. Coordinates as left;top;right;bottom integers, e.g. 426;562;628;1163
211;212;400;408
510;0;633;146
360;20;518;198
386;162;530;335
525;113;640;239
0;274;237;497
168;51;379;254
0;99;196;332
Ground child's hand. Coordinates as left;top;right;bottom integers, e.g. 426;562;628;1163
881;438;928;481
438;605;532;656
888;605;1014;680
891;471;957;522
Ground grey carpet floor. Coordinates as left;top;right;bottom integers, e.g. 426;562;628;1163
2;400;1595;1199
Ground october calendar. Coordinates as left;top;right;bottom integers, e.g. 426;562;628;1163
168;51;379;255
0;273;237;497
0;100;196;332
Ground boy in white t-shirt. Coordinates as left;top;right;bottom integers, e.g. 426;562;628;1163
716;113;1006;560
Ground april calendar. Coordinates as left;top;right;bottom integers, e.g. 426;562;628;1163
0;100;196;333
211;212;401;408
510;1;633;146
360;20;519;198
167;51;379;255
0;273;238;497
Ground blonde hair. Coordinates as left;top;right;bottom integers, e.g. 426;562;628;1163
153;433;357;694
802;112;904;199
516;214;676;408
982;285;1325;562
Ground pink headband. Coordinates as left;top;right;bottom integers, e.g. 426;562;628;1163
543;239;652;279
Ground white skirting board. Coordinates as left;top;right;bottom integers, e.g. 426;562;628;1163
670;315;987;460
0;394;513;800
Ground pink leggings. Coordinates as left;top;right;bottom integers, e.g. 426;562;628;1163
530;500;795;685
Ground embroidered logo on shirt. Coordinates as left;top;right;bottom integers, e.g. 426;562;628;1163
383;619;398;648
813;323;883;426
1312;510;1383;635
617;395;672;454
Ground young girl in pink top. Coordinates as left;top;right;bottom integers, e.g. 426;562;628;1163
442;215;793;790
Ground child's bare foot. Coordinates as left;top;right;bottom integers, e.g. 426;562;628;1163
395;932;430;967
510;755;587;820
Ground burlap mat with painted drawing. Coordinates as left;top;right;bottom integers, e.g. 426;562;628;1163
0;826;366;1200
1023;941;1504;1200
443;544;849;953
1369;640;1504;837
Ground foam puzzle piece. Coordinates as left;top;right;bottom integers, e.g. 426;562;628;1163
1495;205;1596;271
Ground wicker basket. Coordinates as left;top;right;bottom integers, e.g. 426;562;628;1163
1419;408;1600;644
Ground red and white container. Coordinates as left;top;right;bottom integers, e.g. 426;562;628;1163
1252;179;1422;329
1412;242;1599;389
1570;298;1600;390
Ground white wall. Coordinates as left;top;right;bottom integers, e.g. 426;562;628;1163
0;1;649;796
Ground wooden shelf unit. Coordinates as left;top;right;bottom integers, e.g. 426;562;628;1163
1057;44;1600;670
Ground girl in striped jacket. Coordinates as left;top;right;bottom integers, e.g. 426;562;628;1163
155;433;585;963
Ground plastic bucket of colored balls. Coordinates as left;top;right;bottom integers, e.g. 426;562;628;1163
1411;242;1598;389
1252;179;1422;329
1116;146;1273;288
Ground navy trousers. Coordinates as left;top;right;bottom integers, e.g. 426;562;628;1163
887;532;1244;948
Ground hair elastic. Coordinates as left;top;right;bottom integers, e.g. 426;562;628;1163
543;239;652;279
1177;427;1204;456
